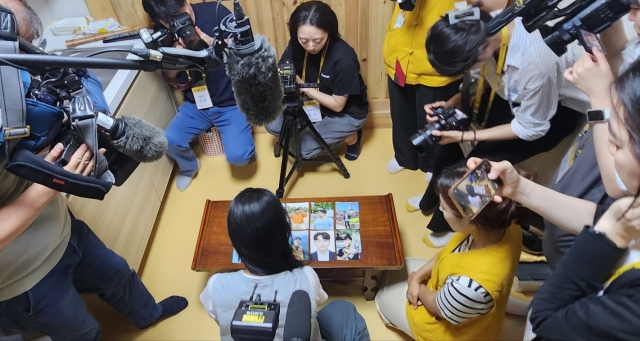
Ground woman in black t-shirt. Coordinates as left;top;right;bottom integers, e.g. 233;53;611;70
266;1;369;160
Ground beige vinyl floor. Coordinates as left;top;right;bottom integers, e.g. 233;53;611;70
86;127;572;341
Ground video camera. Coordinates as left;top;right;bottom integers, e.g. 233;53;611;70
139;12;208;51
486;0;631;56
230;288;311;341
278;59;319;111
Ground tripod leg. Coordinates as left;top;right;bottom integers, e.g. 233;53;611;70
302;115;350;179
276;116;293;198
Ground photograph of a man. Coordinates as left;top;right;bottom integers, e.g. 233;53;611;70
290;231;309;261
310;232;335;261
311;209;334;230
289;206;309;230
337;232;362;261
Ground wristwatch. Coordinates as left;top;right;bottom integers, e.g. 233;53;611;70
587;109;611;123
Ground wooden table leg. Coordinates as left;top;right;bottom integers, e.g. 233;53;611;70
362;269;379;301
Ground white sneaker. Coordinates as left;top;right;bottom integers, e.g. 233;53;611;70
386;158;405;174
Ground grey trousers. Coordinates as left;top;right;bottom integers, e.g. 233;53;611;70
266;113;366;159
317;300;370;341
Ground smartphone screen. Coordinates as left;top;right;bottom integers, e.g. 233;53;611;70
577;29;605;55
448;159;502;220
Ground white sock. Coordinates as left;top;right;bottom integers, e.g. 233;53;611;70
407;195;422;210
387;158;405;174
425;172;433;182
428;232;454;247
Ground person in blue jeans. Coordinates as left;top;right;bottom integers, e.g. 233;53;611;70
142;0;256;191
0;2;187;338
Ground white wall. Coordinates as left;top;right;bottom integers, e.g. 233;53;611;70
25;0;90;28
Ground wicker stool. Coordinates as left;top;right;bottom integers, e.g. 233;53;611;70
197;126;225;157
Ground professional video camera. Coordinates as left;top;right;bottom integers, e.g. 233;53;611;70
410;107;471;149
139;12;207;51
230;288;311;341
486;0;631;56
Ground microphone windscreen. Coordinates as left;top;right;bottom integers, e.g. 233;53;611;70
226;35;283;126
110;115;168;162
283;290;312;341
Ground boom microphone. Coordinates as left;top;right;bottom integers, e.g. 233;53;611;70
102;115;168;162
283;290;312;341
226;35;283;126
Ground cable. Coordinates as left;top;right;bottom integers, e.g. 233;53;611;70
85;49;133;58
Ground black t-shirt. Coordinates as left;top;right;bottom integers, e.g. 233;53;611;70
176;2;236;107
280;38;368;119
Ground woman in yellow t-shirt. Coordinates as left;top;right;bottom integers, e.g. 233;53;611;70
375;166;522;340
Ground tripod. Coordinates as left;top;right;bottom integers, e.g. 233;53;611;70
273;105;350;198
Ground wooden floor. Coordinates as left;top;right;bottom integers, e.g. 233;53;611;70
86;127;576;340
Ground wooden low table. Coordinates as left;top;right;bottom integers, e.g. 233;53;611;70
192;194;404;300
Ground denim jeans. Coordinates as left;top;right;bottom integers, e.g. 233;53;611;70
165;102;256;175
0;218;161;340
317;300;370;341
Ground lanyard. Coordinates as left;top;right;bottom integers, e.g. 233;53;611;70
302;39;329;85
606;260;640;286
472;27;508;128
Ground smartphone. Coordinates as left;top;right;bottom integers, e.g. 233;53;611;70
577;29;605;55
448;159;502;220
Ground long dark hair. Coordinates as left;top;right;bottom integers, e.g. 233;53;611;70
227;188;303;275
435;167;524;231
287;1;340;75
613;58;640;203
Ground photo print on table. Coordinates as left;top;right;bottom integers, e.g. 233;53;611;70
336;230;362;261
286;202;310;230
290;230;309;261
310;202;334;230
310;231;335;261
336;201;360;229
232;248;241;264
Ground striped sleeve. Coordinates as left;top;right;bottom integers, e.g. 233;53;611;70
435;275;495;325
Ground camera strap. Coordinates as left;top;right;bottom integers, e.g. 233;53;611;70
68;89;110;178
0;39;28;158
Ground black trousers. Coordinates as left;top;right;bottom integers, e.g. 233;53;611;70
388;77;462;172
422;95;583;233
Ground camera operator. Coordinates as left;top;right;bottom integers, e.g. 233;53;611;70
141;0;257;191
0;1;187;339
413;5;591;246
265;1;368;161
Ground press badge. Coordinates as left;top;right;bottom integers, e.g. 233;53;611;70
192;82;213;109
303;99;322;122
393;11;406;28
460;141;474;158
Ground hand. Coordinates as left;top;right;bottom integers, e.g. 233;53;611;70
195;26;214;47
424;101;449;119
563;47;613;103
44;143;105;177
431;130;464;145
406;271;424;309
467;158;522;203
594;197;640;248
172;38;186;49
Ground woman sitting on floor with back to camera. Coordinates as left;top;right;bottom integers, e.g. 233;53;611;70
199;188;369;341
265;1;368;161
375;167;522;341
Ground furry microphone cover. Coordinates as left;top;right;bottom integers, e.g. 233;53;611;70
226;35;284;126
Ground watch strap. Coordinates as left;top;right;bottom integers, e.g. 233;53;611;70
587;109;611;123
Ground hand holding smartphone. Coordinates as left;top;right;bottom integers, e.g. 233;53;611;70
448;159;502;220
577;29;606;55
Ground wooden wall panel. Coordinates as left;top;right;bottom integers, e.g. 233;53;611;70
188;0;394;104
